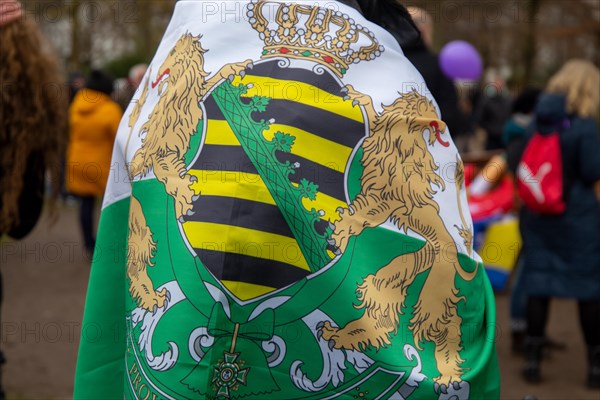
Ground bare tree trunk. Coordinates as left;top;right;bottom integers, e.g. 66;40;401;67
68;0;81;71
522;0;541;86
136;0;153;60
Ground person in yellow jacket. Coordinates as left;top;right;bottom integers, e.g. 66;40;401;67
66;69;122;253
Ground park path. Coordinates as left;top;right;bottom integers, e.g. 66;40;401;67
0;205;598;399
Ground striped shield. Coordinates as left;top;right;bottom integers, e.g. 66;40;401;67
180;59;366;301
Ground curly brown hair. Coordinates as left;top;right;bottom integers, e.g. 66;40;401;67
0;16;67;233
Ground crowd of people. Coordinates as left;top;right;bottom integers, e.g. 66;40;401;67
0;0;598;398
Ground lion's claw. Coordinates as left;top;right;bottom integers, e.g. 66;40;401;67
433;382;450;394
319;321;342;350
341;85;373;110
435;377;467;399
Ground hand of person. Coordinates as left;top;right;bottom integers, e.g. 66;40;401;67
0;0;22;27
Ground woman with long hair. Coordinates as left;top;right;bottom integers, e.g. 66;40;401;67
519;60;600;388
0;0;67;237
0;0;67;397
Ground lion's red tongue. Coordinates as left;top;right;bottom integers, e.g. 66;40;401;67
431;121;450;147
152;68;170;89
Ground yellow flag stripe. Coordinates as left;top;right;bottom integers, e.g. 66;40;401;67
183;221;311;272
231;75;363;123
220;280;276;301
202;120;352;174
264;124;352;173
187;170;346;222
188;170;276;205
203;120;238;146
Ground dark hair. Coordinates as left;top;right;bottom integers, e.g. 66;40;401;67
355;0;421;48
86;69;115;96
512;88;542;114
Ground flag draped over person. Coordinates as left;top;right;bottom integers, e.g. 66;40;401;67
74;1;499;399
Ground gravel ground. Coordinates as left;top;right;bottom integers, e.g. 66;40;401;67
0;205;598;399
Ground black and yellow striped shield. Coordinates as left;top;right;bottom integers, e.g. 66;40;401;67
181;59;366;301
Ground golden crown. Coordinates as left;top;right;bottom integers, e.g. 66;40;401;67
247;0;384;77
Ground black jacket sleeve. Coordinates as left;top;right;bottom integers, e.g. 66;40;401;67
7;153;45;239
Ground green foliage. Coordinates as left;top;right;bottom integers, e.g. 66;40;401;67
273;132;296;153
299;179;319;201
250;95;270;112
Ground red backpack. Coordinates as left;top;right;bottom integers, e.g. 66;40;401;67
517;129;566;214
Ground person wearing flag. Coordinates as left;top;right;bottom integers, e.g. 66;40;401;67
74;1;499;398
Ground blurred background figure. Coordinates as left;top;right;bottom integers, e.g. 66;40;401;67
67;72;86;104
517;60;600;388
65;69;122;254
472;68;513;151
502;87;542;354
405;6;467;140
113;63;148;111
0;0;67;397
504;88;543;177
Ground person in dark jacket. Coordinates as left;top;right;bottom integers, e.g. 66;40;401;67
503;88;543;353
518;60;600;388
473;69;512;150
504;88;542;176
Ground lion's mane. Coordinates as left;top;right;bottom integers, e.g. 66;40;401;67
359;90;445;214
131;34;209;177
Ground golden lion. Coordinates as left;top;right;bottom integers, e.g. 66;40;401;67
125;33;252;311
320;87;477;389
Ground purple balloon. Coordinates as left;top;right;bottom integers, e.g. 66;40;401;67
439;40;483;80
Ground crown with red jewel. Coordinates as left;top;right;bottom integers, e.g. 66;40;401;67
247;0;384;77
